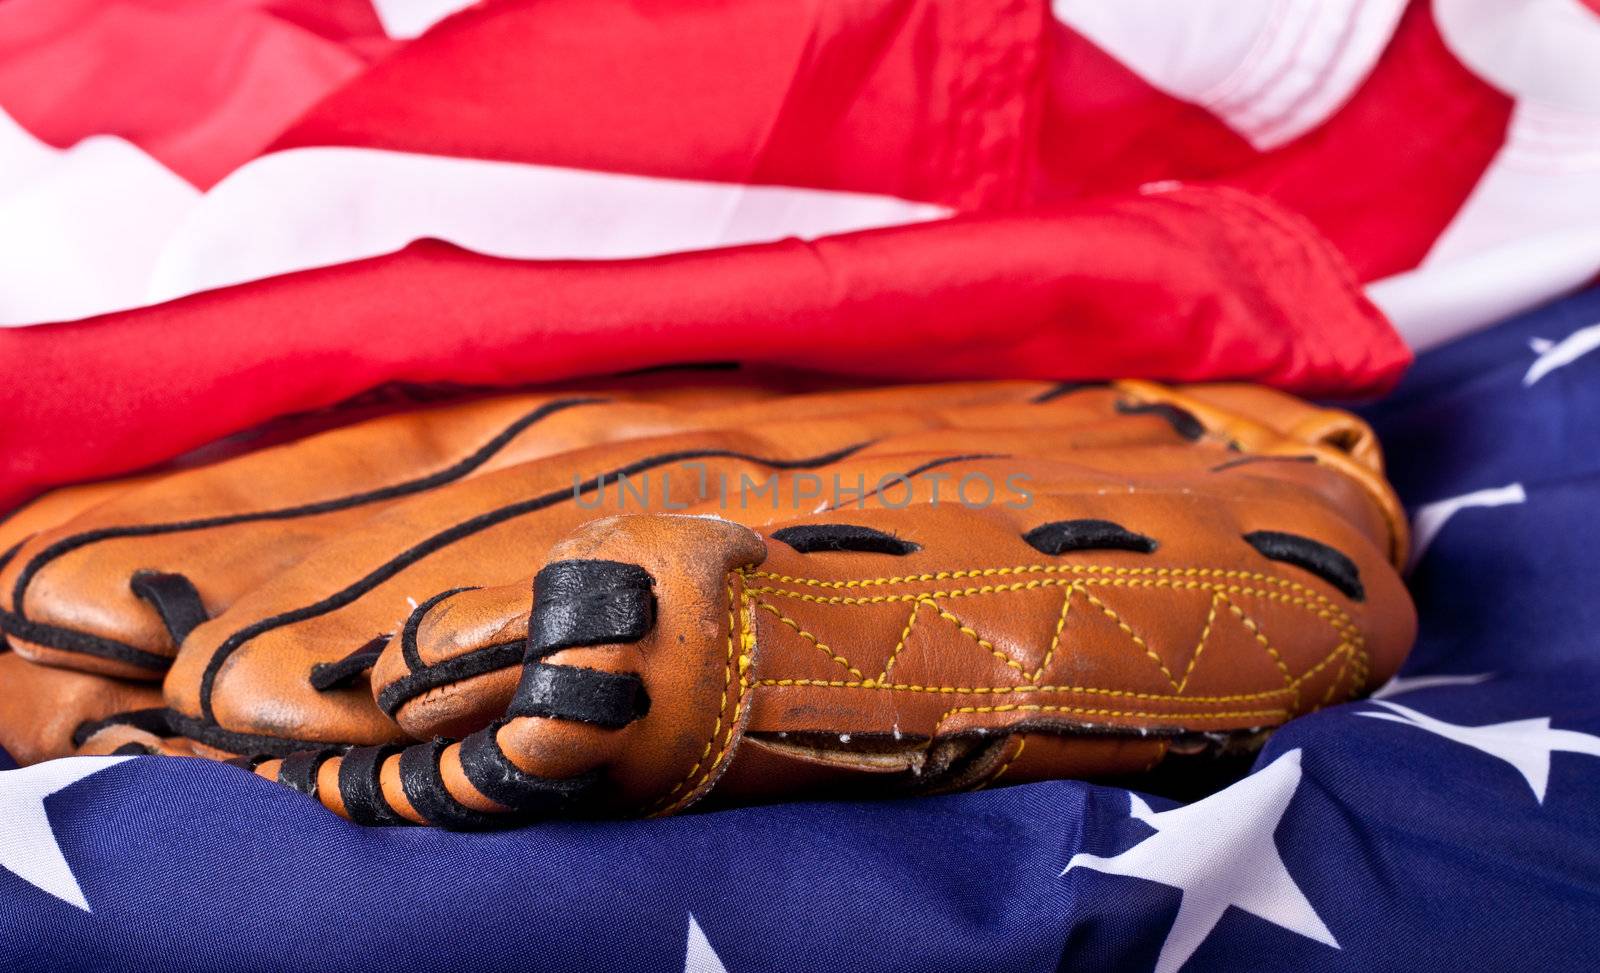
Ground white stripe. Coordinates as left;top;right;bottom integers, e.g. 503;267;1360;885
1202;0;1407;149
0;133;949;326
1366;226;1600;352
1368;112;1600;351
1376;5;1600;348
1053;0;1404;150
1366;114;1600;352
1406;483;1526;573
1434;0;1600;115
143;148;949;310
0;109;200;326
368;0;478;39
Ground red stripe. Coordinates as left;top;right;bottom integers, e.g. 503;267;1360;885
0;187;1406;511
0;0;394;187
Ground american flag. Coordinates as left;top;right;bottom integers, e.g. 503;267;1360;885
4;2;1600;970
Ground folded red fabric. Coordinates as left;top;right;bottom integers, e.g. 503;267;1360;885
0;186;1405;512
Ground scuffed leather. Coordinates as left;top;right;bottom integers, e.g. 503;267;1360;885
0;377;1414;827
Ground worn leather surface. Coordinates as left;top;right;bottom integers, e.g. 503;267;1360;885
0;651;163;764
0;377;1414;827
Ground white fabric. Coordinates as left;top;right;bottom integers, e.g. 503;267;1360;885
1524;322;1600;386
1434;0;1600;114
0;757;134;912
1054;0;1405;149
1405;482;1526;572
0;128;949;326
368;0;479;39
1063;750;1337;973
1368;99;1600;350
145;148;950;308
0;110;199;326
683;915;731;973
1371;672;1493;700
1372;2;1600;349
1361;700;1600;804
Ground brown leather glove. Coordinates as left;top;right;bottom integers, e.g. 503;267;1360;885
0;378;1414;829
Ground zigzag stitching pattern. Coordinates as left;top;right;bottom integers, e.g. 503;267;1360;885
746;569;1365;714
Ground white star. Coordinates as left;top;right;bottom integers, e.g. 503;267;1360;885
684;913;730;973
0;756;132;911
1370;672;1493;700
1524;321;1600;386
1360;700;1600;803
1063;750;1335;973
1406;483;1525;572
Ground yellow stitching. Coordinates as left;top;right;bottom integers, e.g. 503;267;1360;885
750;563;1323;589
751;677;1296;704
748;571;1365;717
1217;594;1298;708
752;599;864;680
648;558;1371;815
1031;587;1075;684
974;737;1026;791
1175;593;1220;693
748;564;1342;607
1316;648;1353;709
932;605;1028;675
746;578;1359;641
1078;588;1179;690
1349;643;1371;695
876;601;923;684
648;573;744;816
931;703;1287;732
1294;640;1356;688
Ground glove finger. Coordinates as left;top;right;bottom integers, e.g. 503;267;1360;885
0;378;1048;681
0;393;611;679
0;651;164;764
252;516;766;828
163;384;1087;755
0;470;163;675
258;442;1414;829
153;380;1411;828
371;583;531;740
356;384;1241;742
74;722;202;758
364;420;1236;743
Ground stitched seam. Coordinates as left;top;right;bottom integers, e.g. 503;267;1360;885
1030;588;1074;684
1219;594;1299;709
1296;640;1355;688
932;604;1028;675
877;602;923;683
1175;593;1221;693
748;564;1335;601
646;573;742;815
1079;588;1177;690
1350;643;1371;696
974;737;1026;791
751;678;1296;703
746;577;1358;641
1317;648;1354;709
748;574;1361;717
931;704;1287;734
752;600;863;680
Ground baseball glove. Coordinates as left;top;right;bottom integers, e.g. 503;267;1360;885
0;377;1415;828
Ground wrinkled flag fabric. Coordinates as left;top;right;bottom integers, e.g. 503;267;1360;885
3;286;1597;973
